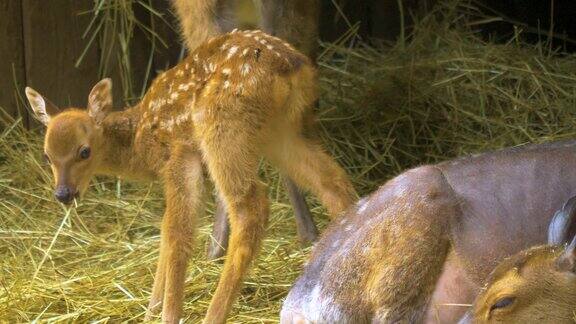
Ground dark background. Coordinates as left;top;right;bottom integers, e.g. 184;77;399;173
1;0;575;128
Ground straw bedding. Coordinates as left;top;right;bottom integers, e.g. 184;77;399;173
2;1;576;322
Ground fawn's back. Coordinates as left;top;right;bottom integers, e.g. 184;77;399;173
135;29;314;148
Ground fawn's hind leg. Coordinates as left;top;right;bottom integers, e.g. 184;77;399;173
198;127;270;324
207;177;317;260
145;145;204;323
267;133;357;219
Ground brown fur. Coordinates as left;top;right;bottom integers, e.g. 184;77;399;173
26;30;356;323
172;0;320;59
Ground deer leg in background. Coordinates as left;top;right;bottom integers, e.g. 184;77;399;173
207;193;230;260
257;0;320;60
215;0;238;32
207;176;317;260
284;176;319;244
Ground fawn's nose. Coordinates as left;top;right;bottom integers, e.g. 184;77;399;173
54;186;76;204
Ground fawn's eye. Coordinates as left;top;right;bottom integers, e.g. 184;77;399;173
43;153;51;164
79;147;91;160
490;297;515;313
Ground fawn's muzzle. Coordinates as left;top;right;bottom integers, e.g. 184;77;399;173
54;186;78;204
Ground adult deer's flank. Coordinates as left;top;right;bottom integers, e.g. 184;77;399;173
25;29;356;323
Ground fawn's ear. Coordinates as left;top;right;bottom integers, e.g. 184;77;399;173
25;87;60;126
87;78;113;124
548;195;576;245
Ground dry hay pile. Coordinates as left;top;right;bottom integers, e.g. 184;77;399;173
2;1;576;322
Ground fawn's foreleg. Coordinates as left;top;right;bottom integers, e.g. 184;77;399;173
145;147;204;323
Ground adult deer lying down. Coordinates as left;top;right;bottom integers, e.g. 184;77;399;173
458;196;576;324
282;140;576;323
25;29;355;323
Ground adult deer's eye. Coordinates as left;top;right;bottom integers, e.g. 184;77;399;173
490;297;515;312
79;147;91;160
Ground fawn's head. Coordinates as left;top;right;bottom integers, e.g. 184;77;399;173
460;196;576;324
25;79;115;204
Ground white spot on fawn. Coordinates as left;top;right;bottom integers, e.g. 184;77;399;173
223;80;230;89
178;83;190;91
227;46;239;59
175;114;188;125
222;68;231;76
192;111;204;123
241;64;251;76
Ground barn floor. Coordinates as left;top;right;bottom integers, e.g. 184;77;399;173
2;2;576;322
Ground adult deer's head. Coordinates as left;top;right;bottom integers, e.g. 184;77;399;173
460;196;576;324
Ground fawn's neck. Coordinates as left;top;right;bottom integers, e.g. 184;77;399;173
96;105;153;180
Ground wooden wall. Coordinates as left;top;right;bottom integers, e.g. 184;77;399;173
0;0;180;129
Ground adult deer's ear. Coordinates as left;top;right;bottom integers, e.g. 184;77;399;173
548;195;576;245
25;87;60;126
87;78;113;124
